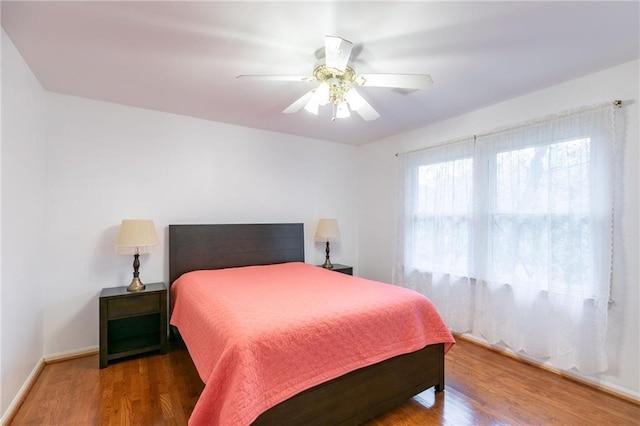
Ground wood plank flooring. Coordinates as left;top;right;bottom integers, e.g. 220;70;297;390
8;338;639;425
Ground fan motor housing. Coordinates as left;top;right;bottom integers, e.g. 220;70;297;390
313;64;356;83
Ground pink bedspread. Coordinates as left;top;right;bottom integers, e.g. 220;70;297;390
170;262;454;426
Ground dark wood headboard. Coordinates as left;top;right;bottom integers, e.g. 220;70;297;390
168;223;305;285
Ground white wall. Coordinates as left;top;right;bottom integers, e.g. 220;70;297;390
357;59;640;399
43;93;359;355
0;30;47;416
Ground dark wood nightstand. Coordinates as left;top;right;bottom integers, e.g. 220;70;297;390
317;263;353;276
99;282;168;368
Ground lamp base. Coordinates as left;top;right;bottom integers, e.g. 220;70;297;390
127;277;146;292
322;241;334;269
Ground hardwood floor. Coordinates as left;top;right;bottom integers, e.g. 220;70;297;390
8;338;639;425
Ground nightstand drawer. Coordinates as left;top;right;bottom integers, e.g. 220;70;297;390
107;293;159;318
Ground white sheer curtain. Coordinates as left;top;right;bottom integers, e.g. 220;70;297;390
395;103;616;374
394;138;476;333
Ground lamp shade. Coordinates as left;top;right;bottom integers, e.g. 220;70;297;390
115;219;159;255
314;218;340;242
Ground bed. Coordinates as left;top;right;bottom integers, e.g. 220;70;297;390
169;223;454;425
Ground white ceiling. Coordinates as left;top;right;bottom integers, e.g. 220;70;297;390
2;1;639;146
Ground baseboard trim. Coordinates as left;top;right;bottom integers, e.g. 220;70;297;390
454;333;640;405
43;346;98;364
0;357;45;426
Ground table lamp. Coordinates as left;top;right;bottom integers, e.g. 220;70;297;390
115;219;159;292
315;218;340;269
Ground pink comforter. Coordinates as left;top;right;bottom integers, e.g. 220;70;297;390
170;262;454;426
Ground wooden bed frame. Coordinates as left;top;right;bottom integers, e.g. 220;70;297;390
169;223;445;425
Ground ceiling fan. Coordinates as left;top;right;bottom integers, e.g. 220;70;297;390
236;35;433;121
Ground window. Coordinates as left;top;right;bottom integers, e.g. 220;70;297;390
411;157;473;276
395;104;616;374
489;137;592;296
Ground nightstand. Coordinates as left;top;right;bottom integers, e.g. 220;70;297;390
99;282;168;368
318;263;353;276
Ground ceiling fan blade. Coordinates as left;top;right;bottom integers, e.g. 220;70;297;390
283;90;314;114
325;35;353;72
358;73;433;90
237;75;312;82
346;88;380;121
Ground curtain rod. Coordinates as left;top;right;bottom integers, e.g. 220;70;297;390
395;100;622;158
